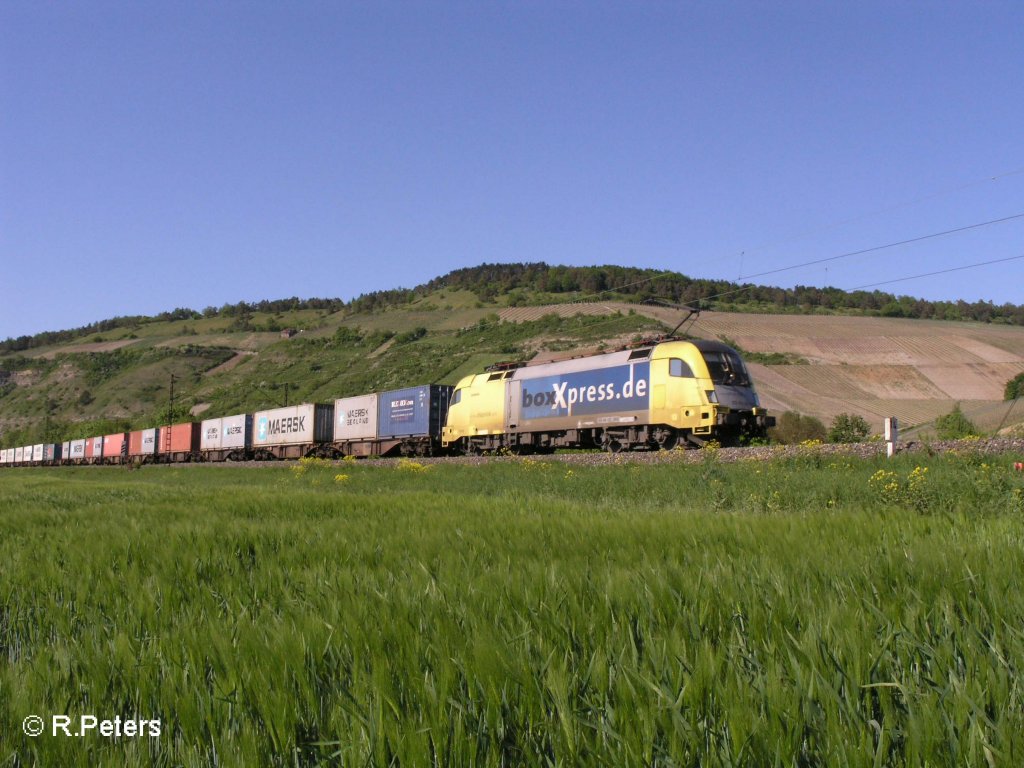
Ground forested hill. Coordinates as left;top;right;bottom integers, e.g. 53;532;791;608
4;262;1023;352
419;264;1024;325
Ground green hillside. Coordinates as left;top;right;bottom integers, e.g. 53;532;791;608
2;263;1024;445
0;286;665;444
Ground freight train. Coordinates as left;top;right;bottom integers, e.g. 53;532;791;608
0;338;773;466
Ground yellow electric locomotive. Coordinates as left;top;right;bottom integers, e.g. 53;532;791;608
442;339;773;453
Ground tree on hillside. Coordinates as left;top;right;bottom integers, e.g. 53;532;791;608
769;411;827;444
828;413;871;443
1005;372;1024;401
934;403;979;440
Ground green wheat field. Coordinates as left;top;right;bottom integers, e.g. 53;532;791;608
2;449;1024;767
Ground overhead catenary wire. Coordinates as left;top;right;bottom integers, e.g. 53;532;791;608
735;211;1024;283
846;253;1024;292
556;209;1024;313
721;165;1024;272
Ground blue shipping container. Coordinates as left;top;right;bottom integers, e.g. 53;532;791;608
377;384;453;439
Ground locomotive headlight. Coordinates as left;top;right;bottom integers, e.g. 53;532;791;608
705;390;718;404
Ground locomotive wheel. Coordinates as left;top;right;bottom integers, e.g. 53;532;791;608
655;429;678;451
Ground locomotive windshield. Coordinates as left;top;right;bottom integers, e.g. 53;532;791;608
701;350;751;386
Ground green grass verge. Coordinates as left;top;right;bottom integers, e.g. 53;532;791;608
1;451;1024;765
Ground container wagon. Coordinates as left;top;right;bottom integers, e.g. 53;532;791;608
156;423;200;463
251;404;334;460
199;414;252;461
128;428;159;462
103;433;128;465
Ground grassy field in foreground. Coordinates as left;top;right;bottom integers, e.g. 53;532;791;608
2;451;1024;767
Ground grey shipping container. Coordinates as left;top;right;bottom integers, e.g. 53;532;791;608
252;403;333;448
377;384;453;439
334;394;379;442
43;444;61;461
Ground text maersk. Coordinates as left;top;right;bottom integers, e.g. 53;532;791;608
340;408;370;427
258;416;306;441
520;363;650;419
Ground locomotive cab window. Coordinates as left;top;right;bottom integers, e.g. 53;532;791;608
451;389;462;405
669;358;694;378
701;350;751;386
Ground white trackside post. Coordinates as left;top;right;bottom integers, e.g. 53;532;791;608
884;417;898;459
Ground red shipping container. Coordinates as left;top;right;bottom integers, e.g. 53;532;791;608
104;433;127;458
158;423;200;454
85;436;104;459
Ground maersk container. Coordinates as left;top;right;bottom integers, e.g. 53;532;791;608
69;439;86;460
129;428;158;456
158;423;200;454
252;403;333;448
334;394;379;442
377;385;453;439
32;444;43;462
43;444;61;462
221;414;251;450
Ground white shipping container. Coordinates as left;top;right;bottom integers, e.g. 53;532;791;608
15;447;24;463
334;394;378;442
69;439;86;459
24;446;34;462
0;449;8;464
32;444;44;462
140;428;157;455
61;441;70;458
253;403;332;447
200;418;223;451
221;414;249;449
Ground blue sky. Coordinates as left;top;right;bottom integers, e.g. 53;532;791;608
2;1;1023;339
